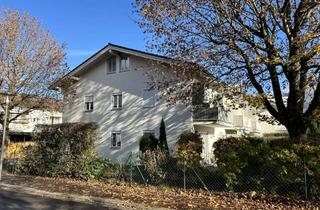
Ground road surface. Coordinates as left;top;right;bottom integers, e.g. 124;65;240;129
0;189;116;210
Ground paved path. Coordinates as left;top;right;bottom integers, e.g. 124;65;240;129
0;189;115;210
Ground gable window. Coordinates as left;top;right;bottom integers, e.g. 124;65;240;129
84;95;94;111
120;56;130;72
107;57;117;74
112;93;122;109
111;131;121;149
143;88;155;108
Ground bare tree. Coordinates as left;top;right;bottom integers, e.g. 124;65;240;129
134;0;320;142
0;9;67;141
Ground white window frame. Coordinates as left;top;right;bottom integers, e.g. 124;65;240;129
143;88;155;108
119;56;130;72
112;93;122;109
84;95;94;112
107;57;117;74
110;131;121;149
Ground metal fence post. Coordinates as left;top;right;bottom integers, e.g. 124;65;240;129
183;162;186;190
129;152;133;187
192;167;209;192
303;156;308;205
136;164;147;185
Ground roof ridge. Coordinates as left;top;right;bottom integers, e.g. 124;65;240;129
107;43;170;60
68;43;171;76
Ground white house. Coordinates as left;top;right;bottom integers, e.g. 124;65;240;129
58;43;287;162
1;107;62;141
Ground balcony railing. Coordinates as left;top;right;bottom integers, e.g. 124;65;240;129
193;107;233;124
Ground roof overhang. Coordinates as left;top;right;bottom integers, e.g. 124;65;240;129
68;43;172;77
52;43;213;90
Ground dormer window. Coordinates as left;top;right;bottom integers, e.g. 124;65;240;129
107;57;117;74
120;56;129;72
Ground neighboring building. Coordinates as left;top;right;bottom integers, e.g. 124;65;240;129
4;108;62;141
255;109;288;138
57;43;287;162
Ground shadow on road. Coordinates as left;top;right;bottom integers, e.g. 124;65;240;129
0;189;115;210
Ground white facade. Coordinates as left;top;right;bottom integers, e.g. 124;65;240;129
9;109;62;133
62;45;192;160
0;107;62;141
61;43;287;162
256;109;288;136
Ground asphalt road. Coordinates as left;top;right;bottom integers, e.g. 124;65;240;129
0;189;116;210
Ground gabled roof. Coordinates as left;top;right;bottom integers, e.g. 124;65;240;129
67;43;172;77
50;43;213;90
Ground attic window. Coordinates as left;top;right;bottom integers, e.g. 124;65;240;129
107;57;117;74
120;56;130;72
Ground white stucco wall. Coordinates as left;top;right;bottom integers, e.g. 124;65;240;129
63;55;193;160
8;108;62;133
258;110;288;135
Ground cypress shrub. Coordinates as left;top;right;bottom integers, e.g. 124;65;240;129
159;118;169;154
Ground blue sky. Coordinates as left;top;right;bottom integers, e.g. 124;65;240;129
0;0;146;69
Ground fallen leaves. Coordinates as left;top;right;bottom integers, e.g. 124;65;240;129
3;174;320;210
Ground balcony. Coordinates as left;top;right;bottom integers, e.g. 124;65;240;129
192;107;233;124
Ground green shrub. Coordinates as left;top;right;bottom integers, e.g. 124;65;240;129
139;133;159;153
19;122;105;180
101;159;131;180
139;148;168;183
73;150;105;180
309;114;320;140
213;137;320;199
175;131;203;170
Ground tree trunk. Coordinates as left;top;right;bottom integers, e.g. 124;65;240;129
286;120;308;143
0;122;10;159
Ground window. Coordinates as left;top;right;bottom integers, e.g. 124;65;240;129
84;95;94;111
143;88;155;107
225;129;238;137
32;118;40;123
120;56;129;72
107;57;117;74
112;93;122;109
50;116;61;124
111;131;121;149
225;129;237;135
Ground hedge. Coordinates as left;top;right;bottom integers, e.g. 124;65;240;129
213;137;320;200
19;122;105;180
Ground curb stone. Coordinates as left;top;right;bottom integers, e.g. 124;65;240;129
0;183;169;210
